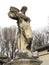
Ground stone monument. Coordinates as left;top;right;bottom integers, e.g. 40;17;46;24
7;6;42;65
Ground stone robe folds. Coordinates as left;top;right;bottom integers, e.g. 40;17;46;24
17;18;33;54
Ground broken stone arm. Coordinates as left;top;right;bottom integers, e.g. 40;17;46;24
8;7;31;22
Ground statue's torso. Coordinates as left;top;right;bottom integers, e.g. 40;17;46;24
17;19;33;53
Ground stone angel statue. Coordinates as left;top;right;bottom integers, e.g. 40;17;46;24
8;6;33;57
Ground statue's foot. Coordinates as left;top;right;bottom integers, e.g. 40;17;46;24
19;49;33;57
26;50;33;57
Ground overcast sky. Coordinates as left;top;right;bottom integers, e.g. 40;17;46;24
0;0;49;30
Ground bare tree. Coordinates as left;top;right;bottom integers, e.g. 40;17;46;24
31;31;45;51
1;26;17;59
8;26;17;59
2;27;9;57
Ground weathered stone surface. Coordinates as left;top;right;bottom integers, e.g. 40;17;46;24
8;6;33;56
6;58;42;65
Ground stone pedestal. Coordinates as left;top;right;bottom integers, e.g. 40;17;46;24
6;58;42;65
